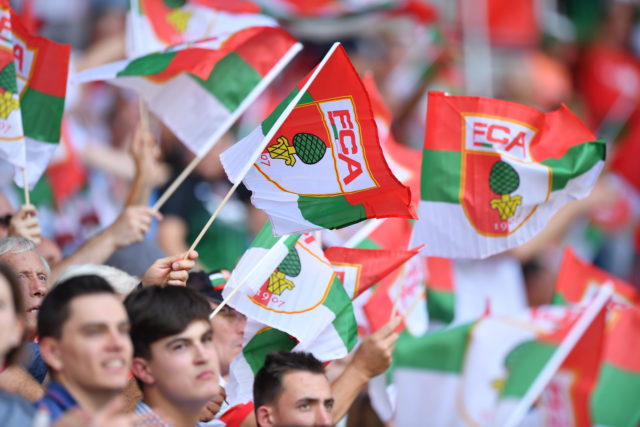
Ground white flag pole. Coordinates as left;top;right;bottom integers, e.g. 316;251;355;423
209;234;289;320
184;42;341;257
499;283;613;427
152;42;303;211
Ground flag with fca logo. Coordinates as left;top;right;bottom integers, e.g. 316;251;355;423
221;44;415;236
411;92;605;259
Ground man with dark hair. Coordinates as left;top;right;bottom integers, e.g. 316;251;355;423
125;285;221;426
35;275;133;422
254;351;334;427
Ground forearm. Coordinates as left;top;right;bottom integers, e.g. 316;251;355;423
0;366;44;401
329;363;369;423
50;227;117;283
125;177;153;207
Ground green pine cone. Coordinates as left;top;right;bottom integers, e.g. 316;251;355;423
292;133;327;165
0;63;17;94
277;247;301;278
489;160;519;195
163;0;187;8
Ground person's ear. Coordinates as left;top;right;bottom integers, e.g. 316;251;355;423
39;337;63;371
131;357;155;385
256;405;276;427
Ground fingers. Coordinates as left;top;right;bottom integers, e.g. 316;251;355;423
376;315;402;338
165;269;189;286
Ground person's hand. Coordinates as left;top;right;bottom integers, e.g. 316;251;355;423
107;206;162;249
198;384;226;422
130;124;165;187
8;204;41;244
350;316;402;381
141;250;198;287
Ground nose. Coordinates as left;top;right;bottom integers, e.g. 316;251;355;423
315;406;332;426
106;329;128;350
29;275;47;297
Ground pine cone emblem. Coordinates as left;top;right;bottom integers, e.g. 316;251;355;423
292;133;326;165
489;161;519;195
267;247;301;296
0;63;17;94
489;160;522;220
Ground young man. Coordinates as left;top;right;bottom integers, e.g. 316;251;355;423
35;275;133;421
254;351;334;427
125;285;222;427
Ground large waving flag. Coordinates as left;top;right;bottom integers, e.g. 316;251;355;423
411;91;606;259
12;12;70;190
220;44;415;236
75;26;301;157
0;3;70;189
127;0;277;57
223;225;357;349
553;247;640;308
394;295;609;427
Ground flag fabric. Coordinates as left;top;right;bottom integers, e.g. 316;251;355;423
75;26;301;158
224;226;357;350
411;91;606;259
363;73;421;206
363;254;428;336
42;116;87;207
589;306;640;426
0;4;70;189
553;247;640;308
220;44;415;236
393;304;606;427
324;245;420;299
126;0;276;57
0;2;27;183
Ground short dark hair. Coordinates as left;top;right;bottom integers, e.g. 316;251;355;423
253;351;325;412
38;275;116;340
124;285;212;360
0;262;24;365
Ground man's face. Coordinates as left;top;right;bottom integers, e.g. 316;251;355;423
144;319;220;409
209;302;246;377
266;370;334;427
0;249;47;338
48;294;132;395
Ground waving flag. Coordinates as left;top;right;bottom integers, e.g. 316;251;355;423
324;245;420;299
75;26;301;157
224;226;356;350
221;44;414;235
394;298;609;427
553;247;640;308
0;2;26;182
0;4;70;189
411;91;605;259
590;306;640;426
127;0;276;57
364;73;421;206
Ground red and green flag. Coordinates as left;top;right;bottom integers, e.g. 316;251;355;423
0;3;69;189
127;0;276;56
363;73;421;207
411;91;606;259
75;26;301;158
220;44;415;236
324;245;420;300
553;247;640;308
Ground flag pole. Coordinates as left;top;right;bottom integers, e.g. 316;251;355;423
499;284;613;427
21;167;30;205
210;234;289;320
151;42;303;212
390;265;407;319
184;43;340;257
